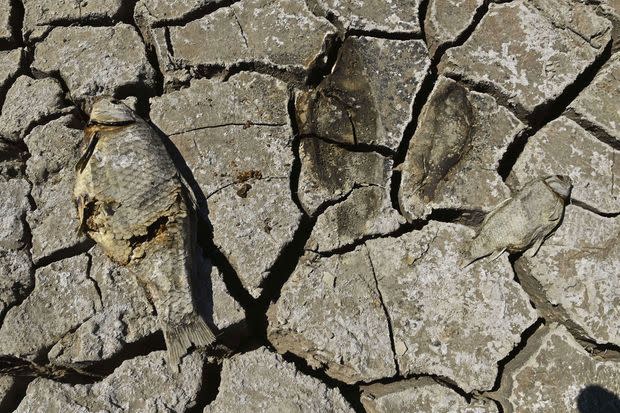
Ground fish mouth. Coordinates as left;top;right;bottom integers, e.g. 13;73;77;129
87;119;135;127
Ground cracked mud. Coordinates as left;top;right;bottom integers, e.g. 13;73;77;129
0;0;619;412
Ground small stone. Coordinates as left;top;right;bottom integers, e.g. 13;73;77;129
0;248;33;320
22;0;124;41
268;247;396;384
16;351;206;413
204;348;354;412
365;222;538;392
567;54;620;147
151;74;300;298
492;323;620;413
168;0;336;72
0;76;66;142
308;186;405;253
32;24;156;105
0;255;100;360
25;115;87;263
508;116;619;214
515;206;620;346
439;0;612;115
0;0;15;44
361;377;499;413
296;36;430;150
0;178;30;250
317;0;421;33
298;138;392;215
394;340;407;357
0;49;23;96
399;76;524;221
425;0;485;57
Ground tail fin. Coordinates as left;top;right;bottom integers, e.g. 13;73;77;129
162;314;216;371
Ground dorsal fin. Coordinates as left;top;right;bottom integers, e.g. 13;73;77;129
75;131;100;172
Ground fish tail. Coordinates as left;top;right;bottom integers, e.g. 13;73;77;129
162;313;216;371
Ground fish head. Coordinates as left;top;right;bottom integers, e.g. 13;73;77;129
544;175;572;199
88;96;136;126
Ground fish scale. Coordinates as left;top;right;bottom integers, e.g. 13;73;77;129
74;97;215;371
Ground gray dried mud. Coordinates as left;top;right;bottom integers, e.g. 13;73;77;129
0;0;618;411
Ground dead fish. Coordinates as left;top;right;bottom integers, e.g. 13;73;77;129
461;175;572;268
73;97;215;370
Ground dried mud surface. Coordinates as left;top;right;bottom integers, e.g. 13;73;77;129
0;0;619;412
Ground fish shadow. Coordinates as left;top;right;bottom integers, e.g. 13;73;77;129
153;123;250;349
578;385;620;413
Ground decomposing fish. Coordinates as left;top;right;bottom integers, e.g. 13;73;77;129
461;175;572;267
73;97;215;370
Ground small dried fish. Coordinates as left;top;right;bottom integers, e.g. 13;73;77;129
461;175;572;267
73;97;215;370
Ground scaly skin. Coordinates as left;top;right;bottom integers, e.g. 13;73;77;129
463;175;572;267
74;97;215;370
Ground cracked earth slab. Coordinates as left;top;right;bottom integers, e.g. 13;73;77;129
21;0;126;42
307;185;405;253
0;248;33;321
296;36;430;151
151;72;301;298
365;222;538;393
316;0;422;33
32;24;157;106
158;0;336;75
507;116;620;214
398;76;525;221
0;178;30;251
0;177;34;321
439;0;612;116
361;377;498;413
136;0;229;25
0;0;14;45
491;323;620;413
47;248;158;365
567;53;620;147
267;246;397;384
0;49;23;99
514;205;620;347
298;137;393;216
424;0;485;58
24;115;88;264
0;255;99;360
16;351;206;412
0;76;68;142
204;348;354;412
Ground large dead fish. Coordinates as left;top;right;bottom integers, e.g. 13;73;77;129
73;97;215;370
461;175;572;267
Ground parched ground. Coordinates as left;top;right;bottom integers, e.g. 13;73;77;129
0;0;619;412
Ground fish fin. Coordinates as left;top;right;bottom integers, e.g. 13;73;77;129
75;195;93;236
489;248;506;261
75;132;99;172
162;314;216;372
526;237;545;257
459;257;474;270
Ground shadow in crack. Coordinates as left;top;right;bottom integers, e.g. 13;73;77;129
577;385;620;413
